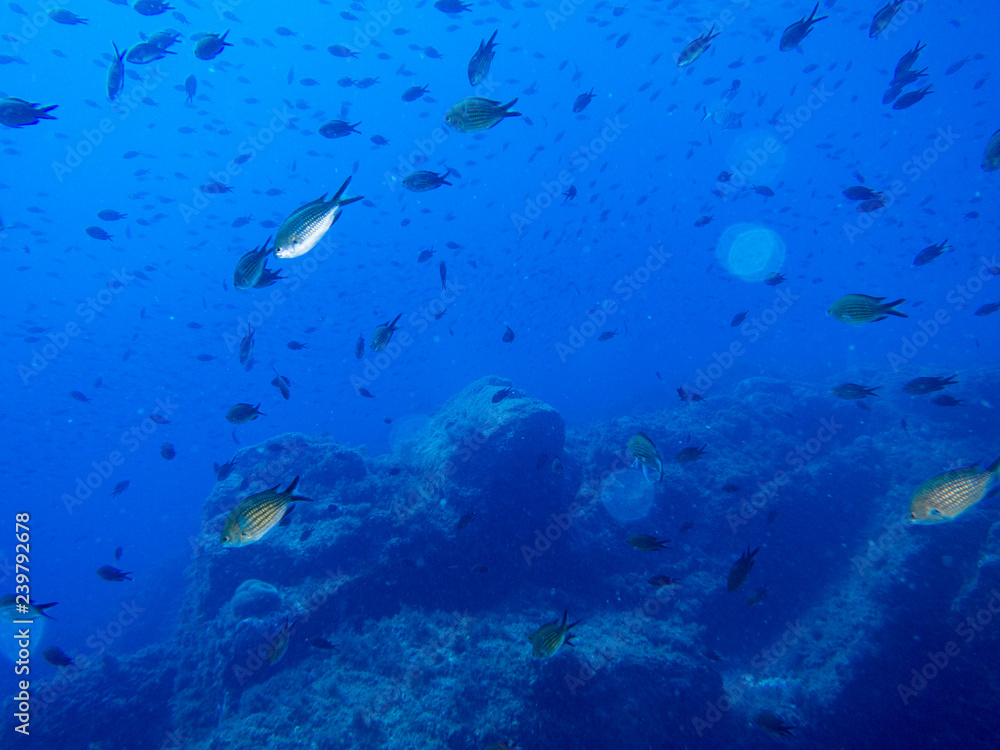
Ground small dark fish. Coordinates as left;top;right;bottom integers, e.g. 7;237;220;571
727;545;759;591
913;240;951;267
764;272;786;286
355;332;365;358
831;383;880;400
903;375;959;395
675;445;707;463
842;186;883;201
456;512;477;530
308;637;339;651
69;390;90;402
114;546;123;561
563;185;577;202
492;387;513;403
731;311;747;327
371;314;403;352
572;88;595;113
417;248;435;262
722;483;741;493
753;185;775;197
43;646;74;667
96;565;133;582
974;302;1000;317
780;2;828;51
679;521;695;532
225;403;265;423
677;387;705;403
214;457;237;481
439;260;447;290
648;575;681;587
754;712;796;738
626;534;670;551
893;85;933;110
694;214;714;227
109;480;130;497
160;442;176;460
931;395;963;407
287;340;308;350
271;368;291;400
502;326;515;343
357;387;376;398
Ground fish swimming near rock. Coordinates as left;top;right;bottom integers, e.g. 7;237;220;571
274;177;364;260
910;457;1000;524
221;476;314;547
727;545;759;591
627;534;670;551
527;611;579;658
627;432;663;482
43;646;74;667
831;383;880;400
828;294;908;324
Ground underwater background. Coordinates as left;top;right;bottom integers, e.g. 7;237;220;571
1;0;999;747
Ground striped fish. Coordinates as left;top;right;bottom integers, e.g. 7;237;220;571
233;237;273;289
827;294;908;324
220;476;313;547
445;97;521;134
527;611;579;659
467;29;498;86
402;169;452;192
627;432;663;482
274;177;363;259
983;129;1000;172
677;24;720;67
910;457;1000;524
370;314;402;352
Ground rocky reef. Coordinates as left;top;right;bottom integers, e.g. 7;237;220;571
13;372;1000;748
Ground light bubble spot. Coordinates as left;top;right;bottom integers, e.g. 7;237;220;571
600;469;655;523
716;223;786;282
725;130;787;185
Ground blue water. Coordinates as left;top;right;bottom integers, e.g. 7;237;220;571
1;0;999;746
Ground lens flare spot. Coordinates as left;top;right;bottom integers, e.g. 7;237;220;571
716;224;786;282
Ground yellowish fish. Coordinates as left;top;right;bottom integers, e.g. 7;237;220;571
527;611;578;658
827;294;908;324
627;432;663;482
221;477;313;547
910;456;1000;524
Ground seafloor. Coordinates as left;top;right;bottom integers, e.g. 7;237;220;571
8;373;1000;749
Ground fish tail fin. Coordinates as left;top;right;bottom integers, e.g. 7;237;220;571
390;313;403;327
36;602;59;619
291;495;315;503
641;464;651;482
502;97;521;117
986;455;1000;474
487;29;498;46
441;167;452;185
284;476;301;494
331;176;364;207
883;299;908;317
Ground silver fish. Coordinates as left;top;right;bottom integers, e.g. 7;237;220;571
274;177;363;259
